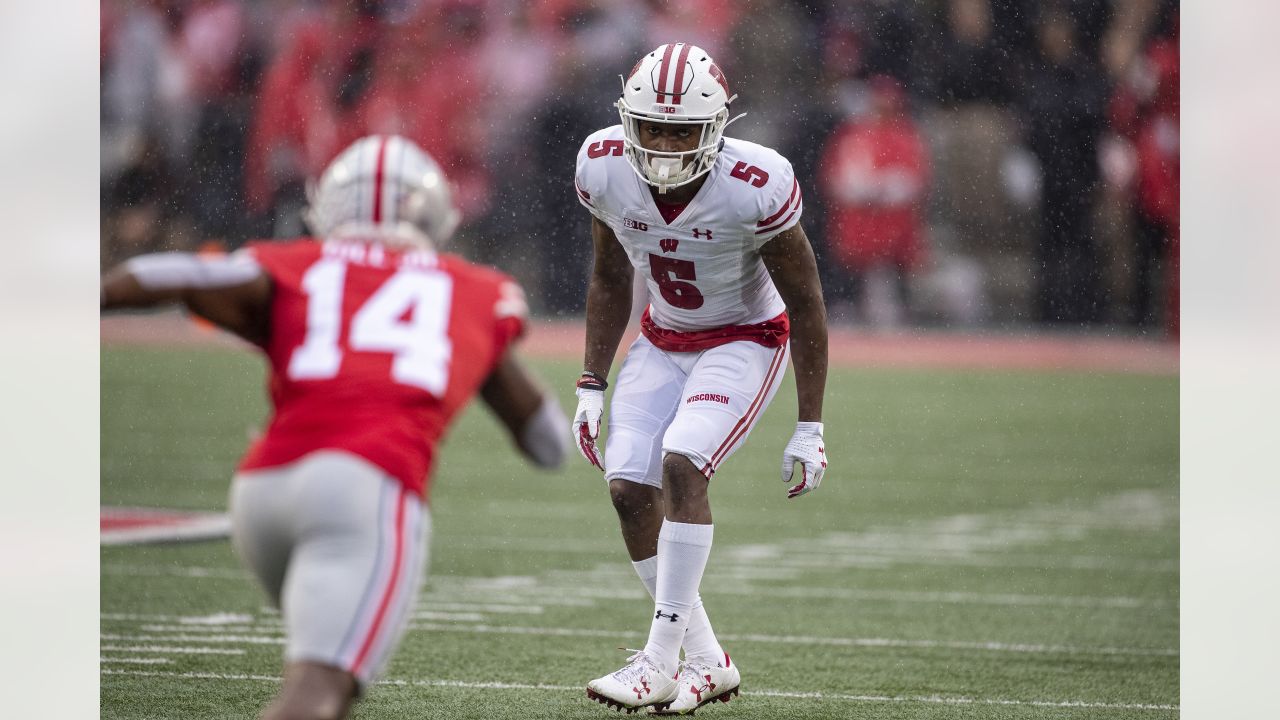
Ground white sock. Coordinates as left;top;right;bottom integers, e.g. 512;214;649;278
682;597;725;664
631;556;659;597
632;556;724;665
643;520;713;675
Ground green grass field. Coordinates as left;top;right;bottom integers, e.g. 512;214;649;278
101;345;1179;719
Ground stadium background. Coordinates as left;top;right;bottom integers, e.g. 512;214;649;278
100;0;1180;335
99;1;1181;718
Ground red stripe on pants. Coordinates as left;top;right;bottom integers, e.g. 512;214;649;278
709;346;786;469
350;484;407;675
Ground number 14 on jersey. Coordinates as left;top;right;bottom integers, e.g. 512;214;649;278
288;259;454;396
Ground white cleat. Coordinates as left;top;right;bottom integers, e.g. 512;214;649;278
586;650;679;713
650;653;741;715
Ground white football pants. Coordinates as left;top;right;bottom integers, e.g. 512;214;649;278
604;335;790;485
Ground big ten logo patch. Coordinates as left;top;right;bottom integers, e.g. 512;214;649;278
625;217;649;232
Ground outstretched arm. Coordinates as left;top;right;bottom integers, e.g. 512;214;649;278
760;224;830;499
101;252;273;346
480;351;568;470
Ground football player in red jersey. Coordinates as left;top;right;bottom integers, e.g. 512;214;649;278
102;135;567;720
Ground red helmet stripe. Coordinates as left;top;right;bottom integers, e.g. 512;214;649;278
371;136;389;224
670;43;693;103
655;43;676;103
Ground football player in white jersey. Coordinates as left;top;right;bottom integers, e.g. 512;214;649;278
572;43;829;714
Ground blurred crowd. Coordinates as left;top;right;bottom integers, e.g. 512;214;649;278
100;0;1180;336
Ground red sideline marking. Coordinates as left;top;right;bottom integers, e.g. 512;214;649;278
100;315;1179;375
101;506;231;545
102;513;194;531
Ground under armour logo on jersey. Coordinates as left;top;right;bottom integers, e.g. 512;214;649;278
659;238;679;253
655;610;680;622
692;228;713;240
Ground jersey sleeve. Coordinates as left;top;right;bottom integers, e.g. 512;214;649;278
751;153;804;249
242;238;321;286
574;128;617;221
241;240;277;271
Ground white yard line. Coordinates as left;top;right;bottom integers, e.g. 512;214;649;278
101;612;282;626
100;577;1172;611
101;645;247;655
99;657;172;664
101;633;285;645
410;611;489;622
735;552;1180;573
414;602;545;614
424;592;599;607
702;585;1175;609
410;623;1179;658
102;625;1176;658
429;578;1173;610
465;535;1177;572
98;669;1178;711
139;625;273;634
719;632;1179;657
102;564;249;579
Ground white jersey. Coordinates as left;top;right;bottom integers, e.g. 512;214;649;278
575;125;803;333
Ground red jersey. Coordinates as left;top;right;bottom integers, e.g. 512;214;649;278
820;118;930;270
238;238;526;498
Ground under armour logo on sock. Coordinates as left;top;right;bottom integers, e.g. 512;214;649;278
655;610;680;622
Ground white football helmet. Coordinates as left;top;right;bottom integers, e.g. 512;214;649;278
616;43;741;193
304;135;460;249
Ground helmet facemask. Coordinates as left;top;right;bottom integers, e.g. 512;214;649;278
614;43;742;194
616;103;731;193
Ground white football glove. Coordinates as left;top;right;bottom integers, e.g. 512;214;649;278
572;377;606;471
782;422;827;499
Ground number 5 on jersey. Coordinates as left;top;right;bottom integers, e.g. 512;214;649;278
289;259;453;396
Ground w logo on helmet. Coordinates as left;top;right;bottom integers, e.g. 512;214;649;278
659;238;679;253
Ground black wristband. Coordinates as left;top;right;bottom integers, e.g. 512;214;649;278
577;371;608;391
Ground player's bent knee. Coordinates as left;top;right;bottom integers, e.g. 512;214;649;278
662;451;705;481
661;453;711;516
608;478;661;517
